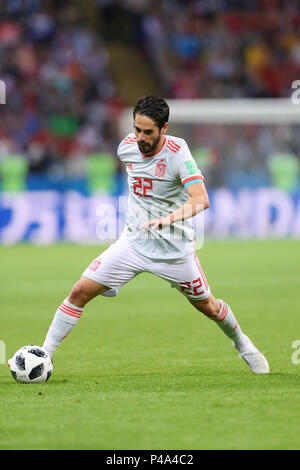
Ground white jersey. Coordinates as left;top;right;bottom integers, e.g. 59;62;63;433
118;133;204;259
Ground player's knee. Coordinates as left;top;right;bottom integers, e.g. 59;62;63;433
191;296;219;319
68;281;90;306
200;303;218;319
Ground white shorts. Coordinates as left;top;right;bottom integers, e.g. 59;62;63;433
82;236;211;300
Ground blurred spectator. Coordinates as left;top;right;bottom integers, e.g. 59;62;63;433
0;137;28;191
267;152;300;193
86;151;118;194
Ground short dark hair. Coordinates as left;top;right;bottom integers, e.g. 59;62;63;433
133;95;170;130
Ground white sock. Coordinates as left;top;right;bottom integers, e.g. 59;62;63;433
42;298;83;357
212;299;246;349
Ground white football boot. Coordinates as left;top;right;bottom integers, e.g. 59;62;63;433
234;335;269;374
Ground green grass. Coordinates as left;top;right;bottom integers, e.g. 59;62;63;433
0;240;300;450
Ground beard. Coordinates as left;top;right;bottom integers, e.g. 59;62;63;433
137;134;161;156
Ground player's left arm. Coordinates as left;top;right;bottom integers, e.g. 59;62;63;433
141;182;210;230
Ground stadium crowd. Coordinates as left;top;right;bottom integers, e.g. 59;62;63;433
0;0;123;192
0;0;300;192
97;0;300;99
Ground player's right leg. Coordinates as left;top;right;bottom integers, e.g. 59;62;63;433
42;278;108;357
42;236;144;358
68;277;109;308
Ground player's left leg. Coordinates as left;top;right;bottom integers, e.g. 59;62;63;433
188;294;246;350
151;253;269;374
188;294;269;374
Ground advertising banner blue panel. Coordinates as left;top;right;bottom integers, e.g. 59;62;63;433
0;189;299;244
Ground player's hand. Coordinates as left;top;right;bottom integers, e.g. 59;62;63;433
141;216;171;231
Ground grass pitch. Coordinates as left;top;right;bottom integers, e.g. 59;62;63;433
0;240;300;450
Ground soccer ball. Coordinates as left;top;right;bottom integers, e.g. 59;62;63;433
8;345;53;384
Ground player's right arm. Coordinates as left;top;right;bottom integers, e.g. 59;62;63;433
117;134;137;167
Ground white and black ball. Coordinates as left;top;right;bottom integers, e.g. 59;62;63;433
8;345;53;384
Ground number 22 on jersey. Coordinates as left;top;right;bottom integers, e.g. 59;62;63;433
133;177;153;197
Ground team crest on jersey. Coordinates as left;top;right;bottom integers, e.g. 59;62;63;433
155;161;166;178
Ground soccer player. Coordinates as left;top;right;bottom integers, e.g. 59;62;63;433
42;95;269;374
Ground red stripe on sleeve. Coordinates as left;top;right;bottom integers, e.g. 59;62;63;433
182;175;205;186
